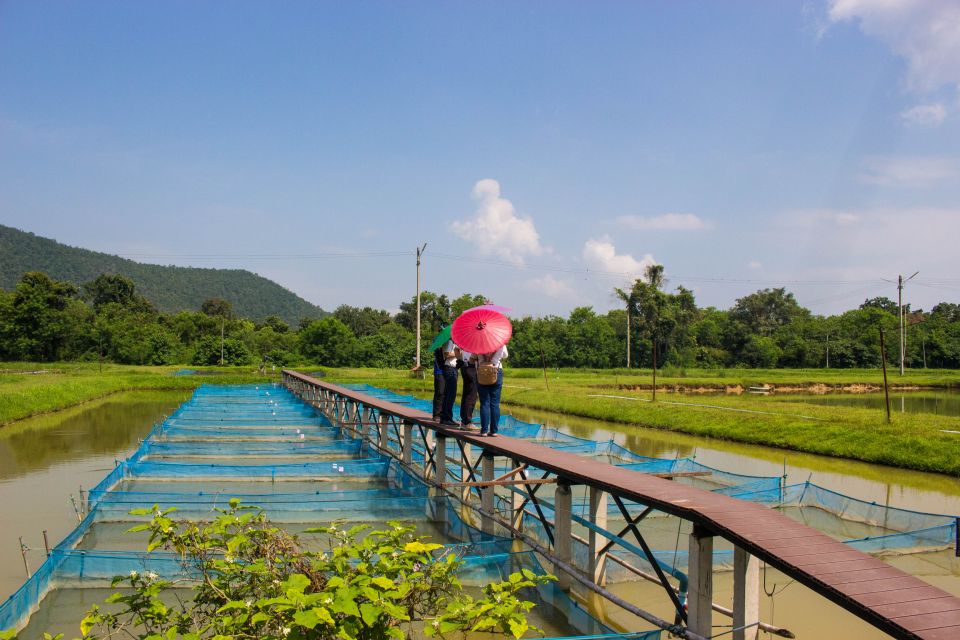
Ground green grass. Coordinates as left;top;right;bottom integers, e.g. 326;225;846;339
0;362;275;425
6;363;960;476
313;367;960;476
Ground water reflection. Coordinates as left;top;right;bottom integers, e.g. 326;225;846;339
774;391;960;417
0;391;188;602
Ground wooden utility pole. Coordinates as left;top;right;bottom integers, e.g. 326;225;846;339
415;243;428;370
879;326;891;424
652;338;658;402
220;316;225;366
539;343;549;390
626;306;631;368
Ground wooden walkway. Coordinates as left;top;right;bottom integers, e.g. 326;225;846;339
283;371;960;640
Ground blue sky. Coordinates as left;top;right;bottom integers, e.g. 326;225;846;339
1;1;958;316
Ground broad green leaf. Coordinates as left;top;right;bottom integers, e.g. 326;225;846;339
359;603;381;626
403;541;442;553
370;577;394;590
508;617;529;639
283;573;311;595
293;609;320;629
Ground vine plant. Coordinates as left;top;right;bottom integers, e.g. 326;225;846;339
2;500;554;640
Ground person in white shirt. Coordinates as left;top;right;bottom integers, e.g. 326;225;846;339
438;339;459;425
458;349;479;427
477;344;508;436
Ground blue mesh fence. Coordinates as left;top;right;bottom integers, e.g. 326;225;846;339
3;383;648;640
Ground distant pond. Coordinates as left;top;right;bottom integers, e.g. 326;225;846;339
766;391;960;417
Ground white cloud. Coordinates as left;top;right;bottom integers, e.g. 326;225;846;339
829;1;960;93
616;212;710;231
859;155;959;186
748;261;763;270
900;102;948;126
525;275;577;299
581;237;656;278
450;179;544;264
781;210;861;228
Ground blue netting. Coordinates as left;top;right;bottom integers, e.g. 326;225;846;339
3;383;650;640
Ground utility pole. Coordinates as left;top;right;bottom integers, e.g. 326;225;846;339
220;316;225;366
825;332;830;369
898;271;919;375
415;243;428;370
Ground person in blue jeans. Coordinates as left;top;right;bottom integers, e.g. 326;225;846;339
477;344;508;436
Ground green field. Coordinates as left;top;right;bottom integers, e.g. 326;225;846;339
315;367;960;476
0;362;275;425
4;364;960;476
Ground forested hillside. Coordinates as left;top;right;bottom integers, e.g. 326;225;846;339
0;225;324;322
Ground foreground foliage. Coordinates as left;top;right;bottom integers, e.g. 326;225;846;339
4;501;552;640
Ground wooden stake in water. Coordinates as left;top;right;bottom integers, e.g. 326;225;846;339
43;530;50;557
19;536;30;577
879;326;891;424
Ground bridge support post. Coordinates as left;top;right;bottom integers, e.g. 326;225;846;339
377;414;389;453
688;524;714;637
402;420;413;465
433;434;447;486
554;483;573;591
429;434;448;524
588;487;608;586
481;453;495;535
510;458;525;536
461;443;474;503
733;546;759;640
361;407;372;441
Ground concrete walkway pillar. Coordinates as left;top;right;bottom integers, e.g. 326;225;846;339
733;545;760;640
377;414;389;453
401;420;413;465
510;458;525;536
688;524;714;637
554;483;573;591
481;453;495;535
461;443;474;503
588;487;608;585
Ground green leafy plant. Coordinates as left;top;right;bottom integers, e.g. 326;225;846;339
21;499;553;640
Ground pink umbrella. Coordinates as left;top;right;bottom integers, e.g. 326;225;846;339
451;308;513;354
464;303;512;314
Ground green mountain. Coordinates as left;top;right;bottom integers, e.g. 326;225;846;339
0;224;325;323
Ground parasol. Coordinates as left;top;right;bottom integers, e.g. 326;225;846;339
428;325;452;352
464;303;512;315
451;308;512;354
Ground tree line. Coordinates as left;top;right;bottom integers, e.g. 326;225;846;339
2;269;959;369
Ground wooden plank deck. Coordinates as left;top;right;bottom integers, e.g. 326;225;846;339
284;371;960;640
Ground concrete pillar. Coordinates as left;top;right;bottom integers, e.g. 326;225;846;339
481;453;495;535
377;414;389;454
461;443;474;503
362;407;372;441
402;420;413;465
510;459;525;536
588;487;608;585
554;483;573;591
434;434;447;485
688;524;714;638
733;546;760;640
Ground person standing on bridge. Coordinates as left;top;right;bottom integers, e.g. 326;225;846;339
477;343;507;436
437;338;460;425
457;348;479;428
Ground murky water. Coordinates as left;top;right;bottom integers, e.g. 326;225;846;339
0;391;189;603
5;390;960;639
773;391;960;417
506;404;960;639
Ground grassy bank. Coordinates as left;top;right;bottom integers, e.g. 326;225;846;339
0;362;275;425
316;367;960;476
